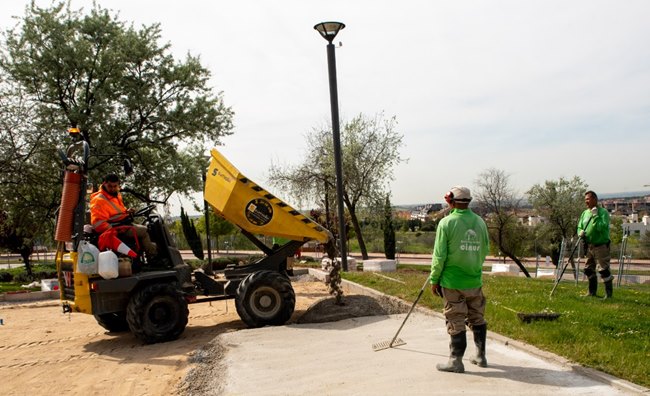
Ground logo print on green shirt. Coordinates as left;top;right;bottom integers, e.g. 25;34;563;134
460;229;480;251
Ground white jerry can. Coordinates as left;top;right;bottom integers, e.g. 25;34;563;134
98;250;119;279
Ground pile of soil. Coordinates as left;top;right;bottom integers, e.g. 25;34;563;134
296;294;409;324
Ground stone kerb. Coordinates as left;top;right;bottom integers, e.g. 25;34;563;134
491;263;520;275
536;268;556;278
0;290;59;302
363;259;397;272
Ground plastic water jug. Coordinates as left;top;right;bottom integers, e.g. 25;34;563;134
98;250;119;279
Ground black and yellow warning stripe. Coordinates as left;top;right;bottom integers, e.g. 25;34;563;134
238;176;326;233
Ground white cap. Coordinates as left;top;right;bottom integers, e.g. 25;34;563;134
449;186;472;202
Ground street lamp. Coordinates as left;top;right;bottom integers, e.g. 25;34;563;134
314;21;348;271
202;170;213;275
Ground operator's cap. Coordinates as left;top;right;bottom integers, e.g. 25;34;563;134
448;186;472;202
67;127;80;134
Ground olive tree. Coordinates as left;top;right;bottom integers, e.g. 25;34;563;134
527;176;588;266
0;77;59;276
268;112;404;260
475;168;531;277
0;2;233;273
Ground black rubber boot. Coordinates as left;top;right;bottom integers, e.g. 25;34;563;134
470;324;488;367
587;276;598;296
437;331;466;373
599;269;614;300
582;269;597;297
603;280;613;300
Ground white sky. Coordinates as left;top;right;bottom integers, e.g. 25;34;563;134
3;1;650;215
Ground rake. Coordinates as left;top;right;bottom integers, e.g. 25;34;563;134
372;278;429;352
500;305;561;323
550;215;594;297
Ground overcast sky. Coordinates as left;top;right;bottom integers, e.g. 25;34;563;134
3;1;650;214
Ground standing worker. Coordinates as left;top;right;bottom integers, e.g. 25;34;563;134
272;236;295;276
430;186;490;373
90;173;157;258
577;190;613;299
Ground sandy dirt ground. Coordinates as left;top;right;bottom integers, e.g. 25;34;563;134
0;277;332;396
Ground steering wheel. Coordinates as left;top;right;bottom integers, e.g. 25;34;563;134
132;204;156;218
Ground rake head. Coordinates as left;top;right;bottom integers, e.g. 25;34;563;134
517;312;561;323
372;338;406;352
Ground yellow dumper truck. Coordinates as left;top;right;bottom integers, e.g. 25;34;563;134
55;139;331;344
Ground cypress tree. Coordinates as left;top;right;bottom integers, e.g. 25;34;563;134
181;207;204;260
383;195;396;260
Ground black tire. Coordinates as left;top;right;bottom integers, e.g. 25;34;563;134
94;312;129;332
126;283;189;344
235;270;295;328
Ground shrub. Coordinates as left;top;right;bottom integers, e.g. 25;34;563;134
0;271;14;282
13;272;33;283
34;270;57;280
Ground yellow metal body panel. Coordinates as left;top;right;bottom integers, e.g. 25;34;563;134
56;248;93;314
205;148;332;243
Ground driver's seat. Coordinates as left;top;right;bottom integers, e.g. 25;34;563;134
83;224;100;246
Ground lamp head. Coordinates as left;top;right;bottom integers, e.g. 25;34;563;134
314;21;345;43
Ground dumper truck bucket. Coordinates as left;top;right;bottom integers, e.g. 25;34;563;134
204;148;332;244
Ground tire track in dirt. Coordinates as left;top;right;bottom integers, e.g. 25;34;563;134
0;352;102;369
0;311;233;352
1;280;331;395
0;332;105;351
0;322;243;371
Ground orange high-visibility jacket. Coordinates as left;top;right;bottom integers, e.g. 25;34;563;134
90;189;129;233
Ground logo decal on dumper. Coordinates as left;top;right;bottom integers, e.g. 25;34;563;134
245;198;273;226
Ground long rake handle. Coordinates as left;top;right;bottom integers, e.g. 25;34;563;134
389;277;430;347
550;216;594;297
550;236;583;297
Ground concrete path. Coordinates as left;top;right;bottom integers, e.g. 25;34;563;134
214;312;645;395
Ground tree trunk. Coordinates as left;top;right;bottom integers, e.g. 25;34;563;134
502;248;531;278
550;247;560;267
348;209;368;260
547;235;562;267
205;235;217;276
20;250;33;278
325;240;336;260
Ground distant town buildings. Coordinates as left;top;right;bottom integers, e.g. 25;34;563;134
622;214;650;236
601;196;650;215
393;194;650;236
409;203;443;221
520;195;650;236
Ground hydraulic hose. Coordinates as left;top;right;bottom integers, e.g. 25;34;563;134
55;171;82;242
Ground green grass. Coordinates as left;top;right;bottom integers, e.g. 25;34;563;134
0;263;56;276
342;270;650;388
0;283;41;293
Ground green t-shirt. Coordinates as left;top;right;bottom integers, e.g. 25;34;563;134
577;206;610;245
429;208;489;290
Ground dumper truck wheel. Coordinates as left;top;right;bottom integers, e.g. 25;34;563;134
235;270;295;328
126;283;189;344
94;312;129;332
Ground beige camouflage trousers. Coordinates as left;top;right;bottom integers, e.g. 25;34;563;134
584;244;611;280
441;287;487;335
585;245;610;272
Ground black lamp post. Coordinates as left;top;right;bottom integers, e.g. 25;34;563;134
314;21;348;271
202;170;213;275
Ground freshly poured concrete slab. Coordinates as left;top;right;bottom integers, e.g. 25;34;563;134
199;312;641;395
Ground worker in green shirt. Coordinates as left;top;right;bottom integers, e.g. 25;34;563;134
430;186;490;373
272;236;295;276
577;190;613;299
